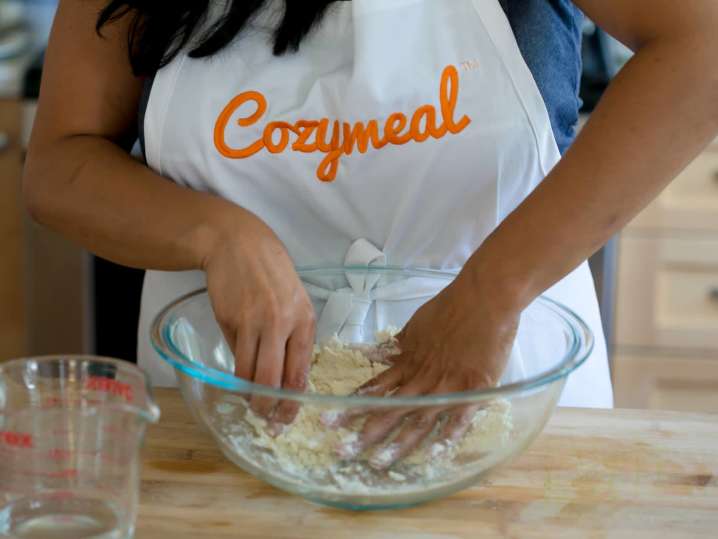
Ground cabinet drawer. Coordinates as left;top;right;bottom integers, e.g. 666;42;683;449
613;353;718;413
615;235;718;351
629;148;718;232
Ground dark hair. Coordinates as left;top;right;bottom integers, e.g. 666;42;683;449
97;1;337;76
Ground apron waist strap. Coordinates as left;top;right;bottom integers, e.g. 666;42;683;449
305;239;447;341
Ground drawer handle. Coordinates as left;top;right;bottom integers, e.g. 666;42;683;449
710;288;718;302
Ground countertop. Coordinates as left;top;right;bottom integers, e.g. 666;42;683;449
136;389;718;538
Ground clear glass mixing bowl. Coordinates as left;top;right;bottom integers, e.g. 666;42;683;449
151;266;593;510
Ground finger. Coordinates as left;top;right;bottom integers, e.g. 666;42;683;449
321;365;404;429
273;325;314;426
218;323;237;363
337;377;433;460
393;327;411;351
350;341;402;364
369;408;442;470
436;404;481;450
250;329;287;419
233;328;259;382
356;364;404;396
336;406;407;460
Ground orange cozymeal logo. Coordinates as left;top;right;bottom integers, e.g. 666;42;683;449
213;65;472;182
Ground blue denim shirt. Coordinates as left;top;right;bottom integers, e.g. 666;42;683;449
499;0;584;154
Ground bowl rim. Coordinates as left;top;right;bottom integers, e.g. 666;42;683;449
150;265;594;407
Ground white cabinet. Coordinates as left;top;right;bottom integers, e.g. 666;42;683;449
612;354;718;413
615;235;718;351
629;148;718;232
613;141;718;412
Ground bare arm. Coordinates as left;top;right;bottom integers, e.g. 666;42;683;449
23;0;245;271
24;0;315;418
351;0;718;466
467;0;718;307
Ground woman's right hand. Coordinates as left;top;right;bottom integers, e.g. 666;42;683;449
203;210;316;427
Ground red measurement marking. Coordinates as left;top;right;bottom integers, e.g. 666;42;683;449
0;431;33;449
85;377;134;403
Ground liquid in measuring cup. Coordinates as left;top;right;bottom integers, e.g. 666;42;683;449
0;414;138;539
1;496;125;539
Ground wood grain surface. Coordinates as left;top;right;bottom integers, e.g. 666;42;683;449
137;389;718;539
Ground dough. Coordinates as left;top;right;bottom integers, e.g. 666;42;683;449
217;336;513;492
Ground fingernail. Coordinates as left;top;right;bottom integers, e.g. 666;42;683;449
370;443;400;470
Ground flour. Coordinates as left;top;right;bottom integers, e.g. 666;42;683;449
216;336;513;494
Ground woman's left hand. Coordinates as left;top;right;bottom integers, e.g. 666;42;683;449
336;273;520;469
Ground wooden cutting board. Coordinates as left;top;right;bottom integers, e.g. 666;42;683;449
137;389;718;539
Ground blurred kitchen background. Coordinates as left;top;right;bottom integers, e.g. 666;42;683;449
1;0;716;412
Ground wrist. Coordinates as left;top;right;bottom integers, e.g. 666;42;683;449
458;237;536;316
186;203;251;272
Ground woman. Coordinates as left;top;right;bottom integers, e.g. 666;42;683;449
24;0;717;463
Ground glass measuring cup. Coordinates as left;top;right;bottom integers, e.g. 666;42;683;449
0;356;160;539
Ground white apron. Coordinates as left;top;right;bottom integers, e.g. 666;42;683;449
138;0;614;408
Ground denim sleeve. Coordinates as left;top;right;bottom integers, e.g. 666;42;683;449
499;0;584;154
